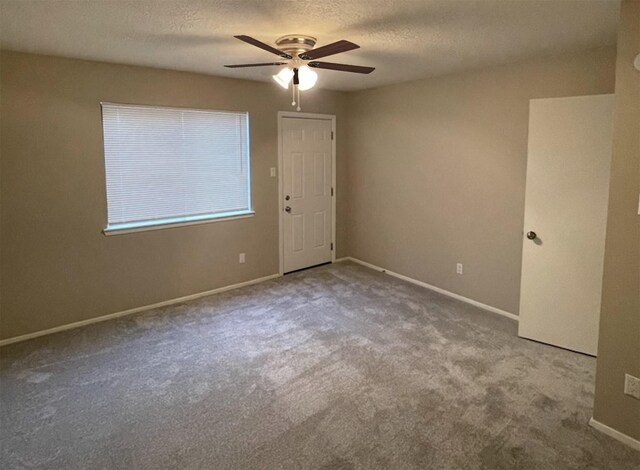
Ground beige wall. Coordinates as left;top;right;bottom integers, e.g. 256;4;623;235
0;51;348;340
344;46;616;314
593;0;640;441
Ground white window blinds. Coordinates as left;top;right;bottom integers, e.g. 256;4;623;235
101;103;251;232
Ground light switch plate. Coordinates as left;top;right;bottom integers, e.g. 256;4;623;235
270;167;277;177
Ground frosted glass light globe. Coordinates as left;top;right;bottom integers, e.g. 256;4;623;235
273;67;294;89
298;65;318;91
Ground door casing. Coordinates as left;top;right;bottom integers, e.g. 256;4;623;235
278;111;336;275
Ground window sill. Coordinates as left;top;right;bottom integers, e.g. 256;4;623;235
103;210;255;236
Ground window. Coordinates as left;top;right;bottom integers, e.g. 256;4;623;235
101;103;252;234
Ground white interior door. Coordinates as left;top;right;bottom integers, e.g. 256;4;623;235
518;94;614;356
282;117;333;273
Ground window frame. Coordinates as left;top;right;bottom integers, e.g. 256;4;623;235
100;102;253;236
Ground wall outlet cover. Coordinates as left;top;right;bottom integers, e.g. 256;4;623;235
624;374;640;400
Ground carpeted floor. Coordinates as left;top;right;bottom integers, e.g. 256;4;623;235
1;261;638;469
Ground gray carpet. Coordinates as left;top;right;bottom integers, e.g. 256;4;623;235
1;261;638;469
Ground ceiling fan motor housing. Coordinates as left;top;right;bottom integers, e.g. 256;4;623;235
275;35;317;59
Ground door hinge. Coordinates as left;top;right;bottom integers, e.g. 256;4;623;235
331;243;334;251
331;131;334;140
331;187;334;197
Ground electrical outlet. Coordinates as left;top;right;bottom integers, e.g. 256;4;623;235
270;167;277;177
624;374;640;400
456;263;463;275
239;253;246;264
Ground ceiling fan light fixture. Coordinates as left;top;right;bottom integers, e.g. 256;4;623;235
273;67;294;89
230;34;374;110
297;65;318;91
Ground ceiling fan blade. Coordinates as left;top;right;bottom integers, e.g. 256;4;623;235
299;40;359;60
224;62;286;68
308;61;375;74
234;35;292;59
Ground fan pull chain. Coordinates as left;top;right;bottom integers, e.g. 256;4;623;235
292;84;296;106
296;86;301;111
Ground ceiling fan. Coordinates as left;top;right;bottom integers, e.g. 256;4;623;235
225;34;375;110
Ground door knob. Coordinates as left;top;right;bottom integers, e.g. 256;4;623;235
527;231;537;240
285;206;291;213
285;195;290;201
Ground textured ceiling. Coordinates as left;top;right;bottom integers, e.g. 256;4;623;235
0;0;620;91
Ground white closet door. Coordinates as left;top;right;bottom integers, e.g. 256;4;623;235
518;94;614;356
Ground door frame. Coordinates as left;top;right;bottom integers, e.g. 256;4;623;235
277;111;337;275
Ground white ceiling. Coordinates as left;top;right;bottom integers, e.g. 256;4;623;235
0;0;620;92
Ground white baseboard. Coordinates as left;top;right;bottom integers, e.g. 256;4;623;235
337;256;518;322
0;273;281;347
589;417;640;451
